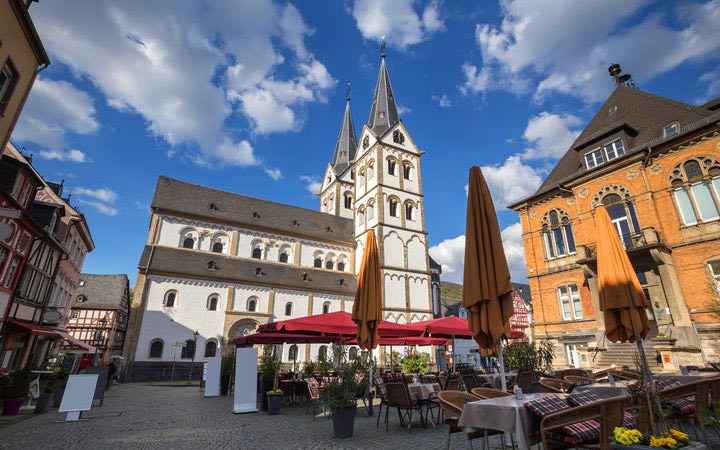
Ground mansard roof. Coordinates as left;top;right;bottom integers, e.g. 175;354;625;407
138;245;356;295
75;274;129;310
511;86;716;207
331;99;357;175
367;55;400;137
152;177;354;245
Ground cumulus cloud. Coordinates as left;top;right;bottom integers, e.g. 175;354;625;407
351;0;445;49
73;187;118;216
264;168;283;180
521;112;583;160
13;78;99;148
300;175;321;195
30;1;336;166
463;0;720;102
39;149;88;163
479;156;544;209
432;93;451;108
397;105;412;115
697;68;720;104
429;222;528;284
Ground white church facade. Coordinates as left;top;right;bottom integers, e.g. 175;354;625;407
124;53;437;381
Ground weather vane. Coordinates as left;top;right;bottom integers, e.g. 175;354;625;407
380;35;386;57
346;82;351;102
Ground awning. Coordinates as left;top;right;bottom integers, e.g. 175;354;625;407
54;330;97;353
9;320;58;336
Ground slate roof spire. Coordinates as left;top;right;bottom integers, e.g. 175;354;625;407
331;83;357;174
368;45;400;137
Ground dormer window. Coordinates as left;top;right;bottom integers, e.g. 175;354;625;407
603;139;625;161
664;123;679;138
585;148;604;169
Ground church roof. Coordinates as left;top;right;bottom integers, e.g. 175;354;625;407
367;55;400;137
331;98;357;175
512;86;716;207
75;274;129;310
152;177;354;245
138;245;356;295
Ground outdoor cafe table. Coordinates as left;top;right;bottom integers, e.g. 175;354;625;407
458;392;556;450
480;373;517;389
407;383;442;427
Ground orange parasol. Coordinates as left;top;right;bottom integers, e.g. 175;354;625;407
352;229;383;351
462;166;515;357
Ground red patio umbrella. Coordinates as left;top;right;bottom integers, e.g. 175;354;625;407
344;336;448;346
234;332;343;346
257;311;422;338
406;316;474;338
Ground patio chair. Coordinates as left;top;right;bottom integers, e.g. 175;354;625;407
539;377;573;394
462;373;479;390
374;375;390;429
385;381;425;433
304;377;326;417
560;368;592;379
658;378;711;441
539;394;629;449
437;390;503;450
564;375;594;386
470;387;512;399
444;373;461;391
609;368;641;381
474;375;493;388
515;371;534;393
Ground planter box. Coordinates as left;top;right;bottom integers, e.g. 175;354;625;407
611;442;707;450
267;393;283;415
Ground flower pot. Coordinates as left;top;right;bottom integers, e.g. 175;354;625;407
331;404;357;438
2;398;24;415
34;394;52;414
267;392;283;415
610;442;705;450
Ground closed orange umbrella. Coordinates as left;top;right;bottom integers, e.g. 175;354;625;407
352;229;382;351
595;205;650;375
462;166;515;357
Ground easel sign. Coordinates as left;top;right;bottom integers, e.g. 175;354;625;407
84;366;109;405
58;374;98;422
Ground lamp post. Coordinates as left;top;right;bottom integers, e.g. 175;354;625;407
188;330;199;384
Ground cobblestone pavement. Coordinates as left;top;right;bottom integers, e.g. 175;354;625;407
0;383;496;450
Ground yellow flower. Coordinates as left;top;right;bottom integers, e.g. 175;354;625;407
669;429;688;441
614;427;642;445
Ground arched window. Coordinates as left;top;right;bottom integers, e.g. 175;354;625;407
180;228;197;249
204;340;217;358
251;241;263;259
357;206;365;226
181;339;196;359
322;301;331;314
405;202;414;221
541;209;576;259
247;297;257;312
337;255;347;272
183;237;194;249
318;345;328;360
669;156;720;226
389;198;399;217
163;291;177;307
207;295;219;311
314;257;322;268
349;347;358;360
387;158;397;176
279;245;291;263
212;242;223;253
325;260;334;270
359;170;365;187
149;339;163;358
403;162;413;180
328;194;335;212
288;344;298;360
601;194;641;247
211;234;227;254
337;262;346;271
279;252;289;263
285;302;293;316
367;201;375;220
344;192;353;209
368;161;375;179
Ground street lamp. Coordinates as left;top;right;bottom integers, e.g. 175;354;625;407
188;330;199;384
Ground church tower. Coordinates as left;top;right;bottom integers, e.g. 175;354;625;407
319;86;357;220
352;50;433;324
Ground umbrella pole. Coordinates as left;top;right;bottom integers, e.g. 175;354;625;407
452;336;456;372
497;339;507;392
635;337;652;381
367;357;374;417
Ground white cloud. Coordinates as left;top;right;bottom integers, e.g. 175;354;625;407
39;149;88;163
264;168;283;180
521;112;583;160
73;187;118;204
78;200;118;216
30;1;335;166
300;175;321;195
466;0;720;102
478;156;544;209
432;93;451;108
429;222;528;284
397;105;412;115
697;68;720;104
351;0;445;49
13;78;99;148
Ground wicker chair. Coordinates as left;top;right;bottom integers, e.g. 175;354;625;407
385;381;425;432
444;374;461;391
560;368;592;379
470;387;512;399
436;391;494;450
515;371;534;393
462;373;479;390
539;377;573;394
540;395;629;449
564;375;594;386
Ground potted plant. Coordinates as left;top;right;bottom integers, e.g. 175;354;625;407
611;426;699;449
1;367;31;415
220;354;235;396
266;388;283;415
259;345;280;412
502;340;554;392
322;359;367;438
34;385;54;414
402;353;429;382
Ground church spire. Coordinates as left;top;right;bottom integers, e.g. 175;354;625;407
368;44;399;137
331;83;357;174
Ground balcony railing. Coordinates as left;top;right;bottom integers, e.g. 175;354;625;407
578;228;661;259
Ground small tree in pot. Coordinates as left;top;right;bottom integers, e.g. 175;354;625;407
503;340;555;392
1;367;32;415
259;345;281;413
322;358;368;438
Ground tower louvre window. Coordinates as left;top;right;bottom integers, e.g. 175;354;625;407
388;160;396;176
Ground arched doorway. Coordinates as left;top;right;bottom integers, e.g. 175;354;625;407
228;319;259;342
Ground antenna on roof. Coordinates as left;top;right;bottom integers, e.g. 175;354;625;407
608;63;635;88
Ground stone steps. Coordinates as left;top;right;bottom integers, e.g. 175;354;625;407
593;340;664;370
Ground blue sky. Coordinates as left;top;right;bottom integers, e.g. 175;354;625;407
12;0;720;286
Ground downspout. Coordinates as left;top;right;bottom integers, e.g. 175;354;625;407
643;146;653;167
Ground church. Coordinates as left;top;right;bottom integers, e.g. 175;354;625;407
123;53;441;381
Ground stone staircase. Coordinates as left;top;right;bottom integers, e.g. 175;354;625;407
592;340;664;371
